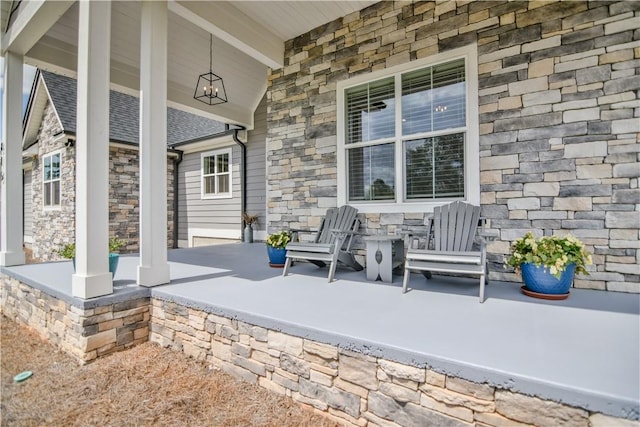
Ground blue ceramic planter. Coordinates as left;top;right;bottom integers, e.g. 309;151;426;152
267;246;287;267
72;253;119;276
109;253;120;276
521;262;576;295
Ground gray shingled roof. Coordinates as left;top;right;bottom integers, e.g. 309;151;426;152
41;71;227;146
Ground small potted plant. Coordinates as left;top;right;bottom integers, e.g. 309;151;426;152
505;232;592;299
243;212;259;243
57;236;126;276
108;237;126;275
265;230;291;267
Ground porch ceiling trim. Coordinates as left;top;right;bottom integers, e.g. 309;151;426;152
168;0;284;70
1;0;74;55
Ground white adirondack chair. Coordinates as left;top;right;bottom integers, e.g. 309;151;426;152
283;205;363;282
402;201;490;302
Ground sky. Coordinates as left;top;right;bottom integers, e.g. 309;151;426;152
0;57;38;135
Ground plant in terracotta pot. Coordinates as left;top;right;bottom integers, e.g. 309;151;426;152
505;232;592;299
57;236;126;276
265;230;291;268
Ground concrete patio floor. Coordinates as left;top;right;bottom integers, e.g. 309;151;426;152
3;242;639;420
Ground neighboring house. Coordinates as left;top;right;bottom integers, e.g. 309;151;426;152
265;1;640;292
22;71;267;261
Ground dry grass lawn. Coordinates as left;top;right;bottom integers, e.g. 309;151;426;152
1;316;339;426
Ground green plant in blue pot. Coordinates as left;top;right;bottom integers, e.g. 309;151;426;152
108;237;126;276
265;231;291;267
505;232;592;299
57;236;126;277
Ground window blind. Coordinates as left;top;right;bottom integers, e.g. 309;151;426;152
401;59;465;135
348;143;395;201
345;77;395;144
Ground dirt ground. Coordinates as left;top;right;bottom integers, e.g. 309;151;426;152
1;316;339;427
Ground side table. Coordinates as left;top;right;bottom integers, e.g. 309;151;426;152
364;236;405;283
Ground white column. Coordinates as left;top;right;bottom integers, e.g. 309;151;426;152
0;52;26;266
72;0;112;299
137;0;170;287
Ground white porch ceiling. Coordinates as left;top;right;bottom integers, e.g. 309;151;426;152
7;0;377;128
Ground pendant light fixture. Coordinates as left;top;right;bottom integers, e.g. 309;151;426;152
194;34;228;106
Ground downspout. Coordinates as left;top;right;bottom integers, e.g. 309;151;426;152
232;126;248;234
169;148;184;249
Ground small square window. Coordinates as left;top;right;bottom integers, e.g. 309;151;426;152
201;149;232;199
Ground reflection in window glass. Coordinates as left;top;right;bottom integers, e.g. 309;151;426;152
348;143;395;201
405;133;465;199
346;77;395;144
402;59;465;135
217;153;229;173
217;174;229;193
203;156;215;175
43;152;61;207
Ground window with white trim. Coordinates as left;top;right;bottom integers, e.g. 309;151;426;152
337;45;479;213
201;148;232;199
42;151;61;208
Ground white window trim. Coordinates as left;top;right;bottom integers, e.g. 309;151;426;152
201;147;233;200
42;149;63;211
337;44;479;214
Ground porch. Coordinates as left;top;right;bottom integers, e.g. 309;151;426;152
1;242;638;425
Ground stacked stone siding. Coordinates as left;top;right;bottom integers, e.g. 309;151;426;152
30;102;176;260
148;297;630;427
266;0;640;292
109;147;175;252
0;275;149;363
31;102;75;261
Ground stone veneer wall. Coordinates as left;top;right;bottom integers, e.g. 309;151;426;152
30;103;176;260
31;102;75;261
148;297;631;427
108;147;175;252
265;0;640;292
0;275;149;363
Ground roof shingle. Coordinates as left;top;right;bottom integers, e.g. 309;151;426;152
41;71;227;146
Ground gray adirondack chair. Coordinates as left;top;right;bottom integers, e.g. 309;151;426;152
283;205;363;282
402;201;489;302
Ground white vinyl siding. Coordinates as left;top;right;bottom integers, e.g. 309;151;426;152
337;44;479;213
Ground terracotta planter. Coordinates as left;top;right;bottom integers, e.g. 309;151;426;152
521;263;575;300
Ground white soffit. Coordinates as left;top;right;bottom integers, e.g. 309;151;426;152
229;1;379;41
18;1;378;125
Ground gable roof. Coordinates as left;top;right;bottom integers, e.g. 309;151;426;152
24;71;227;149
